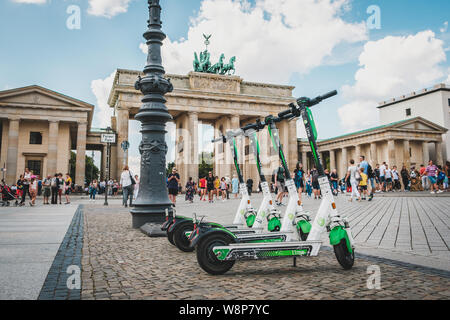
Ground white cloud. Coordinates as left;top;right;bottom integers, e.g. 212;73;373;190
338;30;447;132
11;0;46;4
87;0;132;18
91;71;116;128
141;0;367;84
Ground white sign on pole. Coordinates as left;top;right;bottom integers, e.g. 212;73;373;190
101;134;116;144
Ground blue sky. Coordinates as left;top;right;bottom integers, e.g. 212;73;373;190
1;0;449;173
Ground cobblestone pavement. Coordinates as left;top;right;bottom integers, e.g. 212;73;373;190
81;196;450;300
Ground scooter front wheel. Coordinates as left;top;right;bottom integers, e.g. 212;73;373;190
197;233;235;275
333;239;354;270
173;222;195;252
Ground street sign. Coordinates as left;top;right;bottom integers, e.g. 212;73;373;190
121;141;130;151
101;133;116;144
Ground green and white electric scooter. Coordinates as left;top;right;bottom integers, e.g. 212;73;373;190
192;90;355;275
169;123;307;252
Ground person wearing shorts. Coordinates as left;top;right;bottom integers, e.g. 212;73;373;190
426;160;439;193
167;168;180;205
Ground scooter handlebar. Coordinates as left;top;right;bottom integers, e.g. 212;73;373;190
319;90;338;101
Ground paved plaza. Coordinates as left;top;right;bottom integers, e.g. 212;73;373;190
1;193;449;300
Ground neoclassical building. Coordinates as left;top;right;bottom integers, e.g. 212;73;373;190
298;117;447;178
108;69;298;185
0;86;108;186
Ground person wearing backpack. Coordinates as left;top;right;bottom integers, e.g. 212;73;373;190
293;162;304;201
120;165;136;207
345;159;361;202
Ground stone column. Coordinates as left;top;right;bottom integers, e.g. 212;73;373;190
116;109;129;177
187;112;199;181
75;122;87;187
435;141;443;166
288;120;298;172
370;142;377;166
330;149;336;171
6;119;20;185
223;116;232;178
230;115;241;177
341;147;348;178
422;141;429;165
302;149;308;172
355;144;361;161
387;140;396;167
403;140;410;169
47;120;59;176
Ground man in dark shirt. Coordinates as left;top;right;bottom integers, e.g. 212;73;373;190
246;178;254;196
167;168;180;206
330;169;339;194
206;171;215;203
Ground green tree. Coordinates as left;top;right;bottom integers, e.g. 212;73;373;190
69;151;100;186
166;162;176;176
198;152;213;179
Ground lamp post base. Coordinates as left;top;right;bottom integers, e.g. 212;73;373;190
140;223;168;238
130;205;173;229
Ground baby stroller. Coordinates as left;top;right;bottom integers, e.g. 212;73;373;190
1;181;19;207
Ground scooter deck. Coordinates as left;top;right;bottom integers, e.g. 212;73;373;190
213;241;322;261
235;231;294;242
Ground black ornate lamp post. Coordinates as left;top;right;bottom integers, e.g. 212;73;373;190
131;0;174;230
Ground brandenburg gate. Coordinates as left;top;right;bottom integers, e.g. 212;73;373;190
107;69;298;186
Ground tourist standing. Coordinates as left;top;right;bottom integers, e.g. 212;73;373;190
20;168;32;205
311;167;321;200
401;165;410;191
64;173;72;204
385;165;393;192
380;162;387;192
426;160;439;194
206;172;215;203
231;175;239;199
392;166;401;191
419;164;429;191
359;167;368;201
167;167;180;206
29;177;38;206
50;174;59;204
199;176;207;201
120;166;135;207
330;169;339;195
185;177;196;203
89;180;98;201
43;175;51;205
294;162;304;200
16;175;24;206
220;177;227;202
305;171;313;198
275;166;286;205
346;159;360;202
214;176;220;199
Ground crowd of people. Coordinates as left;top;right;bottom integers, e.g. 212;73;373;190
167;157;450;206
2;159;449;207
1;166;141;207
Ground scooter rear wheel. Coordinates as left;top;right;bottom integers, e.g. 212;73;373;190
333;238;354;270
173;222;195;252
167;229;175;246
197;233;235;275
